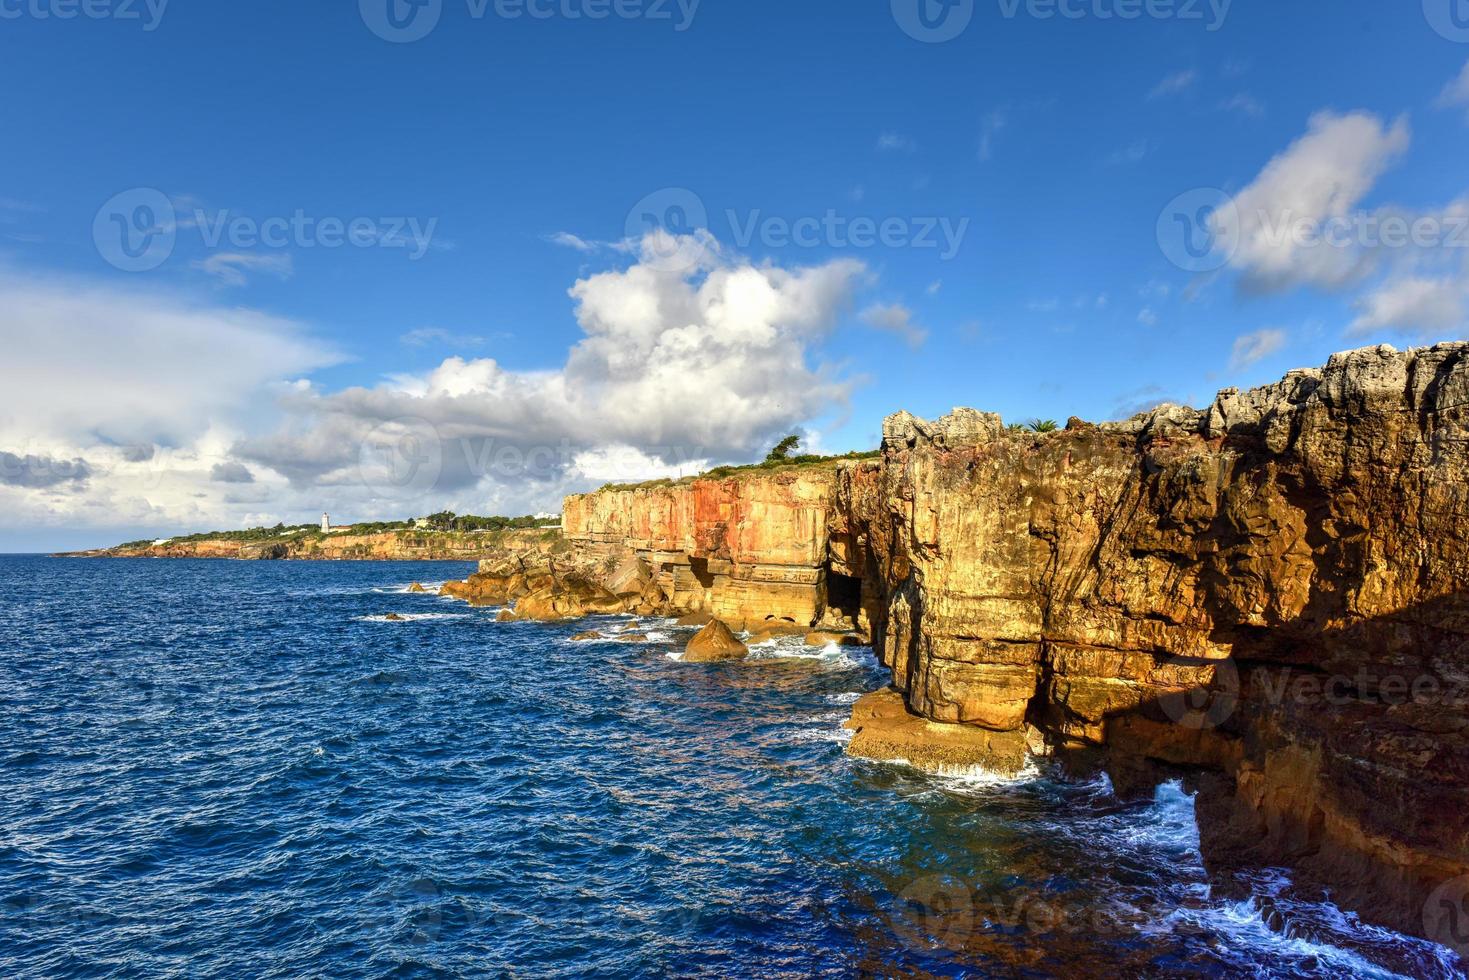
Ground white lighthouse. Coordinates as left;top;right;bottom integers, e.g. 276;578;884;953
321;513;330;533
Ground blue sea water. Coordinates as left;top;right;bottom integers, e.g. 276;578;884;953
0;555;1463;979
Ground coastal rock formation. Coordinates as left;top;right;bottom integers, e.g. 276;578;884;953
563;471;850;629
838;342;1469;943
465;341;1467;949
79;527;561;562
683;620;749;662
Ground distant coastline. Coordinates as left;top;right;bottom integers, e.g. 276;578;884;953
55;514;563;562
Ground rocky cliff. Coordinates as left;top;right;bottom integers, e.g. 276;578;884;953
838;342;1469;943
465;342;1468;949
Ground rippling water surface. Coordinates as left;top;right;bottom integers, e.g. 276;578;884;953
1;556;1462;978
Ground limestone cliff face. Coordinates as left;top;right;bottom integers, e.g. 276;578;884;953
841;342;1469;941
563;470;850;627
530;341;1469;946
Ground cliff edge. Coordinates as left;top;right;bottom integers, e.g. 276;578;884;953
443;342;1468;947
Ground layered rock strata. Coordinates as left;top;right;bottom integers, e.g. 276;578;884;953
443;342;1467;947
838;342;1469;944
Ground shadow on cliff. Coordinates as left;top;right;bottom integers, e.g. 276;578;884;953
1041;593;1469;953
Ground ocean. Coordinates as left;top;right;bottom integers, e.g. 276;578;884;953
0;556;1460;978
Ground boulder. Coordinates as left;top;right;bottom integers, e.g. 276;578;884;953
683;620;748;662
570;630;602;641
383;613;406;622
805;631;863;647
675;612;714;627
407;583;428;594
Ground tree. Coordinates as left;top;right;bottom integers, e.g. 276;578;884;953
1025;419;1060;433
766;434;801;462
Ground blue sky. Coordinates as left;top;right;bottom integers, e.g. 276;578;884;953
2;0;1468;549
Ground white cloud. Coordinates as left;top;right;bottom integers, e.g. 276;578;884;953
0;272;346;539
1138;307;1159;327
1219;94;1265;118
858;303;927;349
1349;277;1467;337
192;252;294;287
1439;60;1469;122
1229;328;1287;370
1149;70;1198;99
569;444;710;483
0;271;340;449
1106;140;1154;165
234;234;868;497
927;280;942;295
1212;110;1410;293
877;132;917;152
979;110;1007;162
545;231;599;252
400;327;490;348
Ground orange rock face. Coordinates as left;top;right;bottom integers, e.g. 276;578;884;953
839;343;1469;944
451;342;1467;948
563;469;846;627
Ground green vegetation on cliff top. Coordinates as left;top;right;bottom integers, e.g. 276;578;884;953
113;513;560;551
596;449;881;493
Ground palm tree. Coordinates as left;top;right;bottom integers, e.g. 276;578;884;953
1025;419;1060;433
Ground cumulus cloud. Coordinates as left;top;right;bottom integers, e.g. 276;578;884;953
1349;277;1467;337
1212;111;1411;294
1229;328;1287;371
234;234;867;497
210;461;255;483
0;451;91;489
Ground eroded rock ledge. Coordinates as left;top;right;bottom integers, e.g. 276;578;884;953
447;342;1469;946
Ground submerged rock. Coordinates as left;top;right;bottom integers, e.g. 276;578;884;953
683;620;748;662
407;583;427;594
